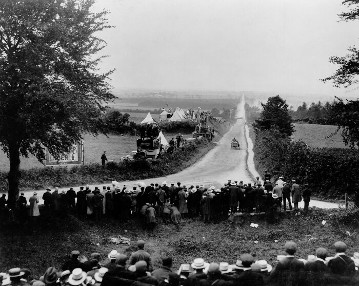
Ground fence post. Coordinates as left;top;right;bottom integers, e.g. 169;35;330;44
345;193;348;209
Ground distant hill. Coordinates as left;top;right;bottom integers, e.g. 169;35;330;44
292;123;347;149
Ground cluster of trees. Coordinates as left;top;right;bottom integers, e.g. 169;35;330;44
290;101;334;124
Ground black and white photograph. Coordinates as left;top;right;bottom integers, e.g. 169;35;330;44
0;0;359;285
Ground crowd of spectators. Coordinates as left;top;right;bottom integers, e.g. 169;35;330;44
1;240;359;286
0;173;310;225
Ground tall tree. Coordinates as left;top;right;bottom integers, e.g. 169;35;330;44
0;0;113;207
323;0;359;148
253;95;294;137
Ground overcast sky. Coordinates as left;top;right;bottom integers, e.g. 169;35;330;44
93;0;359;97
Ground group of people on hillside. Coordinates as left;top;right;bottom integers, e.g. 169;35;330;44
1;239;359;286
0;170;311;225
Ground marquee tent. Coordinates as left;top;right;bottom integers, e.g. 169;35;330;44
141;112;155;124
159;110;169;121
157;131;169;146
169;109;186;122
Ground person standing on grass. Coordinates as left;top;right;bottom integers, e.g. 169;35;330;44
29;192;40;220
16;193;27;224
291;180;302;211
101;151;108;167
302;184;311;214
282;182;292;211
273;183;283;210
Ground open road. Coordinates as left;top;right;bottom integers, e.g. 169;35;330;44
22;96;339;209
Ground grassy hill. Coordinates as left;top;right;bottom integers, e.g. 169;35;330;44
292;123;347;149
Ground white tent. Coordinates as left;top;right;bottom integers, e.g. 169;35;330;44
157;131;169;146
141;112;155;124
169;110;185;121
159;110;169;121
175;107;186;119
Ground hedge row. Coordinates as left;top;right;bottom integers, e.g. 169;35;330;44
0;138;214;192
253;129;359;198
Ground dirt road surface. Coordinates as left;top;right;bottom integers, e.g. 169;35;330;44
21;96;339;209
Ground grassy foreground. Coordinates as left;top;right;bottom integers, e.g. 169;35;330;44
1;208;358;277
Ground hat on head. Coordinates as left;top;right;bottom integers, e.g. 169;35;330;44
162;181;167;186
251;263;261;272
137;240;145;248
231;182;236;186
90;253;101;262
334;241;347;252
8;268;25;278
32;281;45;286
256;260;272;272
272;194;279;199
43;267;59;284
68;269;87;286
219;262;232;274
207;263;220;274
60;270;71;282
191;258;206;269
94;268;108;282
71;250;80;257
134;261;147;272
115;254;128;265
178;264;191;274
240;254;254;267
353;252;359;260
108;250;119;259
0;273;10;286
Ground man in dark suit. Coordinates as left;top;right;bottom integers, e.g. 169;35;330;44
327;241;356;284
269;241;305;286
234;255;264;286
304;247;329;286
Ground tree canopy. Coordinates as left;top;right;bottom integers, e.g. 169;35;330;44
0;0;114;205
253;95;294;137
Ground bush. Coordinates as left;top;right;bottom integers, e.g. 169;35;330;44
158;121;197;134
254;129;359;198
0;138;213;191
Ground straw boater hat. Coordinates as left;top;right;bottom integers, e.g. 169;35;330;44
0;273;10;286
191;258;206;269
255;260;273;272
108;250;119;259
8;268;25;278
68;268;87;286
94;268;108;282
219;262;233;274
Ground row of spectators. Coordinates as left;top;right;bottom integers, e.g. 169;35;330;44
1;240;359;286
0;175;308;224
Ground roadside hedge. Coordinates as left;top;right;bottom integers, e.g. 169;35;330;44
0;138;214;191
253;129;359;198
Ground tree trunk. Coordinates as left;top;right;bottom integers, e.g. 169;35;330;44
7;142;20;209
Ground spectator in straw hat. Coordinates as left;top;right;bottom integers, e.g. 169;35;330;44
67;269;87;286
188;258;207;284
129;240;152;271
198;263;232;286
269;241;305;286
104;254;136;281
104;250;119;272
93;268;108;286
8;268;28;286
29;192;40;220
253;260;272;284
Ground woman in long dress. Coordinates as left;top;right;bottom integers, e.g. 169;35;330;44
178;187;188;217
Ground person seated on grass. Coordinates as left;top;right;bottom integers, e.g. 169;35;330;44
62;251;84;272
269;241;305;286
151;257;173;284
129;261;158;286
41;267;59;286
8;268;29;286
101;255;136;286
129;240;152;271
198;263;233;286
304;248;329;286
82;253;102;273
327;241;356;285
187;258;208;285
104;250;120;272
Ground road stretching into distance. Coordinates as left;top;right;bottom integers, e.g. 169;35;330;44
22;95;339;209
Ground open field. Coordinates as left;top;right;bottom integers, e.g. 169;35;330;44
0;132;191;172
1;209;358;278
292;123;347;149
